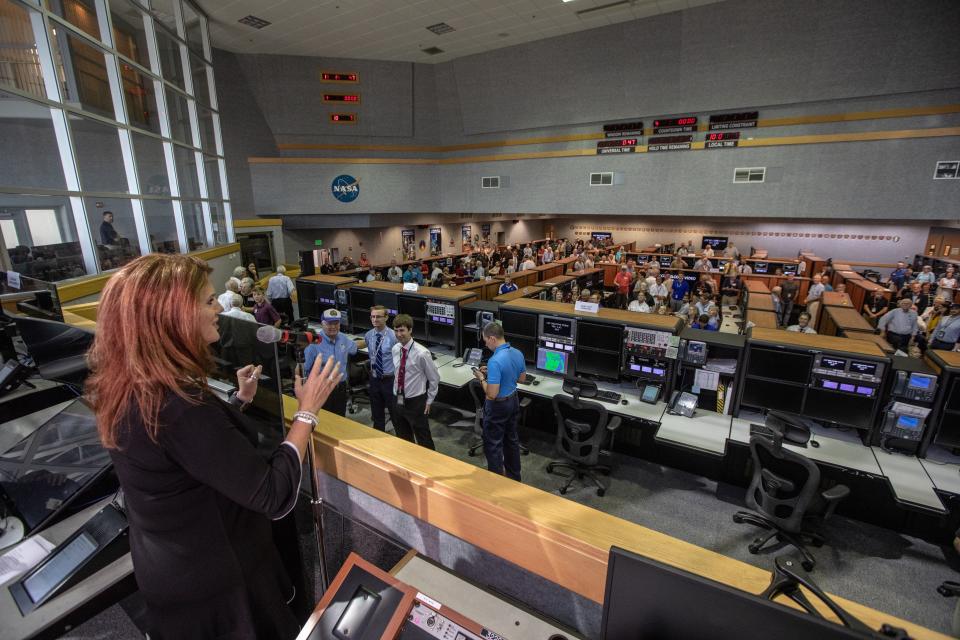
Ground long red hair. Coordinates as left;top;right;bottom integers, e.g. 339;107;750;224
87;253;214;448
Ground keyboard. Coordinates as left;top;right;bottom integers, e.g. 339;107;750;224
519;374;537;385
594;390;622;404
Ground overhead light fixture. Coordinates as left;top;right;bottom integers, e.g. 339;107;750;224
425;22;455;35
576;0;632;16
238;15;271;29
562;0;578;3
421;46;444;55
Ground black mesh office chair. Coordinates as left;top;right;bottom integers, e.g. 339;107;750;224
466;378;529;457
13;316;94;388
346;355;371;415
732;429;850;570
547;377;621;497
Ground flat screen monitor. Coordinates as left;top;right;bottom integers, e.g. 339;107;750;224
747;348;812;384
636;255;649;264
602;546;874;640
315;283;337;308
510;336;537;364
539;315;576;342
753;261;769;274
659;256;673;268
576;348;619;380
501;310;538;338
820;356;846;371
536;347;570;374
701;235;728;250
576;321;622;353
350;288;374;312
591;232;612;244
848;360;877;377
372;291;398;316
740;378;804;414
397;296;423;318
782;263;799;275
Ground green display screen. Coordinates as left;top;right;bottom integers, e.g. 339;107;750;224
537;348;568;374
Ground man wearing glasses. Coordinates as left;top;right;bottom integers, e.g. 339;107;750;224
364;305;398;432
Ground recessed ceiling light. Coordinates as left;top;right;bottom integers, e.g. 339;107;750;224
238;15;271;29
425;22;456;35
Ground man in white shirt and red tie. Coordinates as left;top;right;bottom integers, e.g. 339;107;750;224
391;314;440;449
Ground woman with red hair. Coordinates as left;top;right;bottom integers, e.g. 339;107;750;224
87;253;341;639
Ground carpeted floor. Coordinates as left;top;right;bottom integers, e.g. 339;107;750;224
65;400;959;638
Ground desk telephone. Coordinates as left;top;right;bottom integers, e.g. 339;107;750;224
335;289;347;305
678;339;707;366
667;391;698;417
462;348;483;367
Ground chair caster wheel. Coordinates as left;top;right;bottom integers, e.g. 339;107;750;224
802;560;815;572
748;544;761;555
596;488;605;497
559;487;568;495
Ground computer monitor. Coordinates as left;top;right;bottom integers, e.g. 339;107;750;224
659;255;673;268
539;315;577;343
315;283;337;309
701;235;728;250
782;263;799;275
350;288;374;312
602;546;874;640
576;321;622;353
398;295;423;318
753;261;769;274
501;310;538;338
536;347;570;374
576;348;620;380
747;348;812;384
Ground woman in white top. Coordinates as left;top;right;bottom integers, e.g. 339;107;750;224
940;267;957;302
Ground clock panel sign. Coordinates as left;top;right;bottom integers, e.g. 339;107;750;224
596;138;638;155
603;121;644;138
708;111;758;130
704;131;741;149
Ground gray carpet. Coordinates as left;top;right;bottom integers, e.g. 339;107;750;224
65;401;958;638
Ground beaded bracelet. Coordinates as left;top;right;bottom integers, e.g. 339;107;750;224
292;411;319;429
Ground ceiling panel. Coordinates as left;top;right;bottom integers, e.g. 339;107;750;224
197;0;724;63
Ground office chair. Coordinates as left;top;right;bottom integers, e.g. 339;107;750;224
547;377;621;497
466;379;529;457
732;429;849;570
346;355;371;415
13;316;94;389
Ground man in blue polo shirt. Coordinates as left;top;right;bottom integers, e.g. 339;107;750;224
304;309;360;416
473;322;526;481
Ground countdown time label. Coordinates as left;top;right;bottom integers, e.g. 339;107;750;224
652;116;697;134
704;131;740;149
596;138;638;155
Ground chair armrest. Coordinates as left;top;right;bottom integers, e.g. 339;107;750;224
607;416;622;432
821;484;850;519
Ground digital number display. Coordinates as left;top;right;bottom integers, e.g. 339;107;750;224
709;111;758;130
603;121;644;137
707;132;740;141
654;117;697;127
597;139;638;148
330;113;357;123
321;72;359;83
323;94;360;103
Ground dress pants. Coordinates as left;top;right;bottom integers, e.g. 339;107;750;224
482;394;521;481
272;297;294;323
393;393;435;450
780;300;795;327
368;375;396;431
322;383;347;417
931;338;956;351
886;332;912;353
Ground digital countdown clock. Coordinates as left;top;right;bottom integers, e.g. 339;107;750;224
596;138;638;154
704;131;740;149
708;111;758;130
603;121;644;137
322;94;361;103
321;71;359;83
647;135;692;152
652;117;697;134
330;113;357;123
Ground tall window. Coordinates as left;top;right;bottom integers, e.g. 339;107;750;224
0;0;231;282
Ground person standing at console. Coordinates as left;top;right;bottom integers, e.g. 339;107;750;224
88;253;342;639
391;314;438;449
304;309;360;416
365;305;397;432
474;322;526;481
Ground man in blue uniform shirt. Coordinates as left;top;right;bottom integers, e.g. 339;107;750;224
304;309;360;416
473;322;526;481
498;276;518;295
364;305;397;431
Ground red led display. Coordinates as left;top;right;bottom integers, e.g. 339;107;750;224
330;113;357;123
323;94;360;103
321;72;358;82
653;117;698;127
597;138;638;148
707;132;740;141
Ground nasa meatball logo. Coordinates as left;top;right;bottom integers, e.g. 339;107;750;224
331;174;360;203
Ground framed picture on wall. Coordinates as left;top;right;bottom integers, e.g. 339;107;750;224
461;224;472;250
481;223;491;238
429;226;442;255
402;228;416;259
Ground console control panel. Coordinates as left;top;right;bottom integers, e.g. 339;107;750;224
426;301;456;325
811;354;885;384
624;327;671;359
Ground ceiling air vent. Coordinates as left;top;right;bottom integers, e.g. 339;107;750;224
238;15;271;29
733;167;766;183
482;176;500;189
426;22;456;35
421;46;444;55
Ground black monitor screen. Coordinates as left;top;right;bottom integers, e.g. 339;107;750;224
502;310;538;338
602;546;871;640
373;291;398;316
820;356;846;371
782;264;798;275
576;348;620;380
659;256;673;268
398;296;423;318
804;389;875;429
747;348;811;383
350;288;374;311
539;315;576;341
316;283;337;308
702;236;728;250
577;321;622;353
848;360;877;377
753;262;769;274
510;336;537;363
740;377;804;413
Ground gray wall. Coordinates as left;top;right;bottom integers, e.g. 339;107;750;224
215;0;960;228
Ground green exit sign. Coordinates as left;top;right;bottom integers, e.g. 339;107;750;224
314;239;323;246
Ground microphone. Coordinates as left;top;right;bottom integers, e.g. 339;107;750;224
256;325;320;345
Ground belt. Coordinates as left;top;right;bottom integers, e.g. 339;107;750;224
488;392;518;403
370;373;394;380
